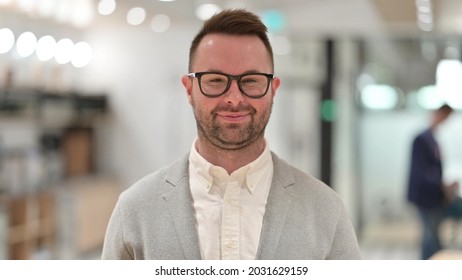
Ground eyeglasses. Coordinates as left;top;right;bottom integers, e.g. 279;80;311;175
187;72;274;98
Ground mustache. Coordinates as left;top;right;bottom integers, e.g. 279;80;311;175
211;104;256;114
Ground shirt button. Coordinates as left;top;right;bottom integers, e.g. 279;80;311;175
226;241;233;249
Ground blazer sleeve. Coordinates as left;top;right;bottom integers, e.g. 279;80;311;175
413;137;442;189
408;135;444;208
101;198;134;260
327;203;361;260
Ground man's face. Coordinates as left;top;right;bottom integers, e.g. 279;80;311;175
433;110;452;128
182;34;281;151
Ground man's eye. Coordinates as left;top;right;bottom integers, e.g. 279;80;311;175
241;77;261;85
242;79;257;84
209;78;226;83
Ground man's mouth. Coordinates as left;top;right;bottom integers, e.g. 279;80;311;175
217;112;251;123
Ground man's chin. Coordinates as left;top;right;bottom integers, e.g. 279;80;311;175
214;135;257;150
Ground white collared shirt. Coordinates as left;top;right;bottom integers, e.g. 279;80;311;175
188;140;273;260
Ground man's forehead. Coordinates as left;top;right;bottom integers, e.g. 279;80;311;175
191;34;273;71
198;34;263;47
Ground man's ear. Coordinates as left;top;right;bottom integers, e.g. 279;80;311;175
271;76;281;98
181;75;193;104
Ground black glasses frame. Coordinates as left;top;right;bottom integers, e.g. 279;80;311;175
187;71;274;98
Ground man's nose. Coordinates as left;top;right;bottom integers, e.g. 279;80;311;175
224;79;244;104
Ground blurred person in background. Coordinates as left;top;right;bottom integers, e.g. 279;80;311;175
408;104;459;260
102;9;360;260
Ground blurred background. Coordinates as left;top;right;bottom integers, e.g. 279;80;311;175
0;0;462;260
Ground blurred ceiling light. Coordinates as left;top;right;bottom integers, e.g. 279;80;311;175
150;14;171;32
415;0;431;10
98;0;116;16
415;0;433;32
196;4;222;21
417;5;431;13
158;0;175;2
436;59;462;109
444;46;459;59
415;0;431;5
271;35;291;55
71;41;93;68
360;84;400;110
436;59;462;84
0;28;15;54
71;0;95;28
417;12;433;24
127;7;146;26
36;35;56;61
55;38;73;64
416;85;444;109
16;31;37;58
262;9;285;33
356;72;375;90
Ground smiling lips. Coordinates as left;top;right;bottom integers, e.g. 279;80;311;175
217;112;251;123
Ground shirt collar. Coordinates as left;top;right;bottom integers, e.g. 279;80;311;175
189;139;272;194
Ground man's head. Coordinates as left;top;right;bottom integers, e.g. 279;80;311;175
182;9;281;151
431;104;454;129
187;9;274;72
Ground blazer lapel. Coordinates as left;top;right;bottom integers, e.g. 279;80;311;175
159;153;296;260
162;156;202;260
256;153;296;259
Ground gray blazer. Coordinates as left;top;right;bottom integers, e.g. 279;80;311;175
102;152;361;259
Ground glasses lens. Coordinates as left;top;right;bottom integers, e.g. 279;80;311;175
198;73;271;97
200;73;229;96
239;74;269;97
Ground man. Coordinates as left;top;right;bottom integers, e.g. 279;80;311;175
102;9;360;260
407;104;458;260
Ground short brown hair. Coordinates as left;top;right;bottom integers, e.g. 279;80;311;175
188;9;274;71
437;104;453;115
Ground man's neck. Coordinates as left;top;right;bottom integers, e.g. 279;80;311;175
195;137;266;174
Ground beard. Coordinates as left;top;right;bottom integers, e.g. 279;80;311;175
192;99;272;151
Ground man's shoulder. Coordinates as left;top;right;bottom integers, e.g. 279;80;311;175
118;154;189;203
270;152;348;221
414;129;432;142
271;152;340;200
